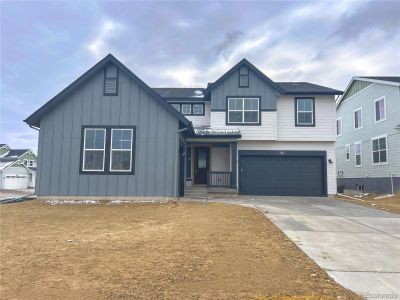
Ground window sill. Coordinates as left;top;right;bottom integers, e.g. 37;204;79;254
372;162;388;166
374;118;386;124
354;127;363;131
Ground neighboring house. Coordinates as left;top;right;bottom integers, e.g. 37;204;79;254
0;158;31;190
25;54;342;200
336;77;400;194
0;147;37;188
0;144;11;156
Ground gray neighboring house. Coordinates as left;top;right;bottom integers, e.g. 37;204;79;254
336;77;400;194
25;54;342;200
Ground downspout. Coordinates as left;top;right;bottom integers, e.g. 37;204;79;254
174;127;189;199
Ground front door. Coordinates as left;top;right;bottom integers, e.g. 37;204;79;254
194;146;209;185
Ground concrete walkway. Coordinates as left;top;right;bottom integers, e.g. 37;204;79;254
214;196;400;299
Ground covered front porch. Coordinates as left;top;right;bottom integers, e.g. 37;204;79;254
184;128;239;195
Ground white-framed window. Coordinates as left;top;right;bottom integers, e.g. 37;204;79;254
181;104;191;115
295;98;314;126
193;104;204;115
28;160;34;167
82;128;106;171
23;159;28;166
227;97;259;124
354;141;362;167
336;117;342;136
345;144;350;161
110;129;134;172
371;135;388;165
374;97;386;123
354;107;363;130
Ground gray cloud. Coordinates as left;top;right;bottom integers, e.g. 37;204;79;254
1;0;399;152
331;1;400;40
213;31;245;57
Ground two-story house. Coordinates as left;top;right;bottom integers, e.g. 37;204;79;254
336;77;400;194
25;54;342;200
0;144;37;189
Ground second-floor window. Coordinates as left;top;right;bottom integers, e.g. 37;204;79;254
374;97;386;122
181;104;191;115
354;107;363;130
227;97;260;125
170;103;205;116
336;117;342;136
295;98;315;126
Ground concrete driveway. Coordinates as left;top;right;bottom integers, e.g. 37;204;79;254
216;196;400;298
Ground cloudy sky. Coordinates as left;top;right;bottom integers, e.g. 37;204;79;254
1;0;399;152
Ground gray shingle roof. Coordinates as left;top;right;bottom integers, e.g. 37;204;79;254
153;88;204;99
359;77;400;84
275;82;343;95
3;149;30;158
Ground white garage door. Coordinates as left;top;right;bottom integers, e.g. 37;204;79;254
4;175;27;189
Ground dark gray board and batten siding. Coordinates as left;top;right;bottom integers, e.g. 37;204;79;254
210;68;280;111
36;67;179;197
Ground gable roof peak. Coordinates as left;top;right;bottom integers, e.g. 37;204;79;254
25;53;192;129
204;58;285;95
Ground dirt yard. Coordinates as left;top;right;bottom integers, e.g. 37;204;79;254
336;194;400;214
0;200;358;299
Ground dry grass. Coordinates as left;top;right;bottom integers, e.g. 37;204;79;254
336;194;400;214
0;200;359;299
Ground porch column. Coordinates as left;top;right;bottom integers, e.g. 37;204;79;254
230;142;237;188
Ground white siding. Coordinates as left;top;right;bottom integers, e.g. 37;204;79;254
210;111;277;140
277;95;336;141
182;102;211;127
237;141;336;195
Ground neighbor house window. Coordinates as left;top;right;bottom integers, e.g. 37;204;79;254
227;97;260;125
29;160;34;167
295;98;315;126
104;64;119;95
181;104;192;115
23;159;28;166
354;107;363;130
110;129;134;172
371;135;387;164
355;142;362;167
345;144;350;161
374;97;386;122
238;66;249;87
336;117;342;136
82;128;106;171
80;126;136;174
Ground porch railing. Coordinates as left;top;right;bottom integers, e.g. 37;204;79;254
207;171;233;188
